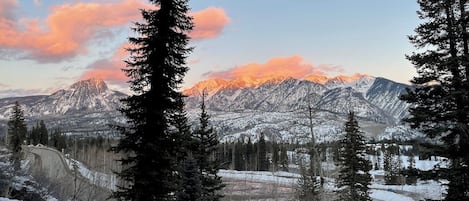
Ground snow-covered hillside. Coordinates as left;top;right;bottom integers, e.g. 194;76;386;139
185;75;416;142
0;78;126;135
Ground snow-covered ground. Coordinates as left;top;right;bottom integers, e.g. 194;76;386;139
370;189;414;201
218;168;446;201
64;157;117;190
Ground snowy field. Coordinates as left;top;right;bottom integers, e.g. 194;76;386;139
218;169;446;201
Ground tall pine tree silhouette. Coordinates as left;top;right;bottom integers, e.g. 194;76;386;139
192;92;224;200
401;1;469;199
336;112;371;201
111;0;193;200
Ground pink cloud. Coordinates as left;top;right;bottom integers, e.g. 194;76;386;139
206;56;325;80
0;2;230;62
190;7;230;40
0;0;18;20
0;0;147;62
81;44;129;83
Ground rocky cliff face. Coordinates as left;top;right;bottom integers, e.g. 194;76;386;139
0;75;416;141
185;75;409;124
184;75;417;142
0;78;126;135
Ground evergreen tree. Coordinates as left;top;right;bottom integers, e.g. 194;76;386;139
246;137;254;170
51;128;67;151
405;151;418;185
272;141;279;171
176;157;202;201
30;122;40;145
279;145;289;171
296;162;321;201
336;112;372;201
7;102;27;170
233;140;244;171
401;1;469;199
110;0;193;200
257;133;269;171
383;145;399;185
192;92;224;201
38;120;48;145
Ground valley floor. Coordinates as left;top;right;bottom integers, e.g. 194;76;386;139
219;169;445;201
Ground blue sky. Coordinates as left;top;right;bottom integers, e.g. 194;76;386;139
0;0;420;97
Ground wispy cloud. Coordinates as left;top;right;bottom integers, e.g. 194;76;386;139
0;88;52;98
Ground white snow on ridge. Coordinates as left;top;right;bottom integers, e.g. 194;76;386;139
370;189;413;201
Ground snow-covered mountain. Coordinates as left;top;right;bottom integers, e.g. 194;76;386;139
185;75;409;123
185;75;417;142
0;78;126;135
0;75;417;142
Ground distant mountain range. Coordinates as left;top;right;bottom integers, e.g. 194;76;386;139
0;78;126;136
184;75;418;142
0;75;419;142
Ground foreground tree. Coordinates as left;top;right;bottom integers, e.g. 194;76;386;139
110;0;193;200
176;157;202;201
336;112;371;201
401;1;469;199
7;102;27;170
192;92;224;200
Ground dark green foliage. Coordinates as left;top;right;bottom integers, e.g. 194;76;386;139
404;151;418;185
336;112;372;201
50;128;67;151
383;145;401;185
272;141;279;171
110;0;193;200
176;158;202;201
245;137;254;170
401;0;469;199
38;120;48;146
279;145;289;171
233;140;244;171
7;102;27;170
28;121;48;146
192;93;224;201
257;133;269;171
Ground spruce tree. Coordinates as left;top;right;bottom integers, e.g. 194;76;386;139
29;123;39;145
233;140;243;170
336;112;372;201
279;145;289;171
176;157;202;201
110;0;193;200
272;141;279;171
7;102;27;170
257;133;269;171
401;1;469;199
38;120;48;145
192;92;224;201
246;137;254;170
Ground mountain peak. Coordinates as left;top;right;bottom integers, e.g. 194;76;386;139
70;78;108;93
